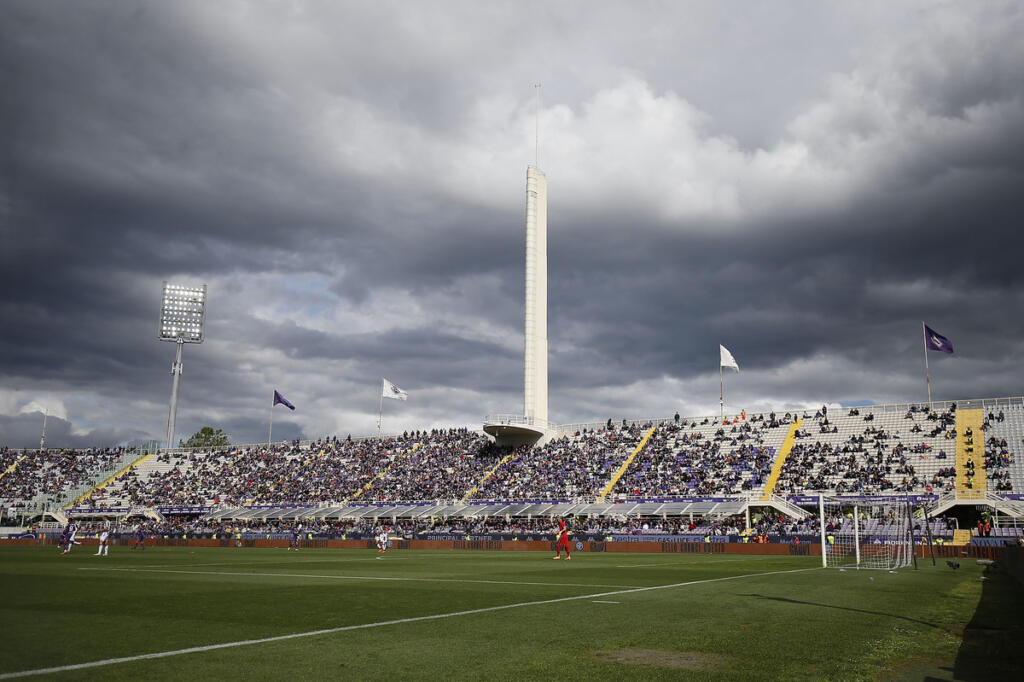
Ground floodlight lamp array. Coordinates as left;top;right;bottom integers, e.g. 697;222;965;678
159;282;207;343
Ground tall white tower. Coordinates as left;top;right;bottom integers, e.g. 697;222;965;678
523;166;548;425
482;89;550;445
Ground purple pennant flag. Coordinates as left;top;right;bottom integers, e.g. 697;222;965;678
273;390;296;410
924;325;954;354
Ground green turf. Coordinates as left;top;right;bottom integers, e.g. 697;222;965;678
1;546;1020;680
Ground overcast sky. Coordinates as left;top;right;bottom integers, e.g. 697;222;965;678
2;1;1022;449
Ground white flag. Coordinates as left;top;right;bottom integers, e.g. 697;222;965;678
382;377;408;401
720;345;739;372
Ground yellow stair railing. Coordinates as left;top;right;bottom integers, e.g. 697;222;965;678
598;425;658;502
0;455;26;483
72;451;156;506
247;448;328;505
351;442;421;500
760;419;803;501
461;453;513;504
955;409;985;499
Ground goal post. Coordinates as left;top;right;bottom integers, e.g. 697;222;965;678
819;494;914;570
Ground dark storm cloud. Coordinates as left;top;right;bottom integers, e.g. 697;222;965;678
544;166;1024;392
0;411;150;451
255;319;521;388
2;1;1022;447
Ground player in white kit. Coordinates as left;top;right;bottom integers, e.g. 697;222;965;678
95;518;112;556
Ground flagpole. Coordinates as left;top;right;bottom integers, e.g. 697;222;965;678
378;378;384;437
269;393;274;446
922;321;932;406
720;364;724;424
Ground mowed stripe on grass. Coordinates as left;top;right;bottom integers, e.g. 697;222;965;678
0;565;816;679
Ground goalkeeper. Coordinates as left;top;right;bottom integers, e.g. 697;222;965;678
552;518;572;560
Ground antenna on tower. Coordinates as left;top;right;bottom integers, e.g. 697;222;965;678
534;83;541;168
40;407;48;451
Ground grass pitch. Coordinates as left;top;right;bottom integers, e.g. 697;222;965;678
1;546;1020;681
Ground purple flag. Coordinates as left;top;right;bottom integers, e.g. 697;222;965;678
924;325;953;354
273;390;295;410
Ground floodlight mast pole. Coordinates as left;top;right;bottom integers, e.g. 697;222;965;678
159;282;206;454
165;338;184;452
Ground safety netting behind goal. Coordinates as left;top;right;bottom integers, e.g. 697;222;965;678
818;495;914;570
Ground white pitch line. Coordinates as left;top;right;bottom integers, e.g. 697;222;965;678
137;557;402;569
131;562;246;569
2;566;815;679
78;567;637;590
615;558;792;568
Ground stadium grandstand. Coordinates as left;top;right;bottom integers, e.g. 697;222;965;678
2;397;1023;545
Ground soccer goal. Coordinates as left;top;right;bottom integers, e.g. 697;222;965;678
818;495;915;570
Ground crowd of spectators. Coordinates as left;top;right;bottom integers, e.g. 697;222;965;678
6;402;1022;513
0;447;135;508
96;446;292;507
612;420;780;497
986;436;1014;491
94;429;493;507
774;406;959;495
364;431;498;500
469;422;648;500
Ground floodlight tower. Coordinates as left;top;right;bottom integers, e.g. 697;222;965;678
158;283;207;451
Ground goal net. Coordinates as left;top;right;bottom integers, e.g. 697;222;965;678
818;495;914;570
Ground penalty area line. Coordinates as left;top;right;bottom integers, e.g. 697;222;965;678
0;566;816;679
137;557;406;569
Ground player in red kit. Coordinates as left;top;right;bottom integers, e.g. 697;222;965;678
552;518;571;560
